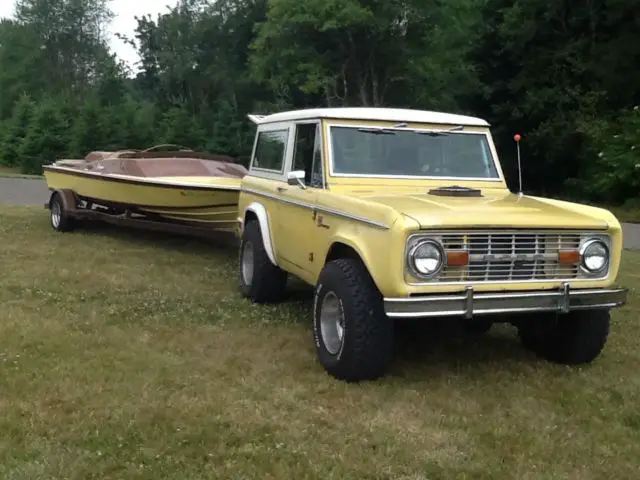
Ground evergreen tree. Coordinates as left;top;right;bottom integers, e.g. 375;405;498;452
0;93;36;166
19;97;70;174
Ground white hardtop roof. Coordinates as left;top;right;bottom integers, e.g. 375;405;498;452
248;107;490;127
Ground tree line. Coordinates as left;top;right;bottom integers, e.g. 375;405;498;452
0;0;638;205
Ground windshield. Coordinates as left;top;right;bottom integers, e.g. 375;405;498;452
329;126;500;179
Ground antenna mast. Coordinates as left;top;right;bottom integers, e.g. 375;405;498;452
514;133;523;197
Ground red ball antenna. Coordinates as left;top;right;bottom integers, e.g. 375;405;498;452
514;133;523;196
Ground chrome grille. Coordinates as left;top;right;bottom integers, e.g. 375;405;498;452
438;231;582;282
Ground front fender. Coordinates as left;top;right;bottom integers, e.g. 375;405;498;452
528;196;623;283
322;216;414;297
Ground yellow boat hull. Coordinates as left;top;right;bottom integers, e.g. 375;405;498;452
43;167;242;228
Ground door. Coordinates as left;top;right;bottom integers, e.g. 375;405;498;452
275;122;325;280
244;123;292;259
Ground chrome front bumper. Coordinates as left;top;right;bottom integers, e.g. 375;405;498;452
384;283;628;319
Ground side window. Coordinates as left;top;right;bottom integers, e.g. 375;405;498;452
292;123;317;186
253;130;288;172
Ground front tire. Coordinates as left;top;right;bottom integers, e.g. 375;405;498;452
238;219;287;303
462;318;493;335
313;258;394;382
518;309;610;364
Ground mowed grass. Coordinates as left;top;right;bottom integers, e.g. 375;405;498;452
1;206;640;479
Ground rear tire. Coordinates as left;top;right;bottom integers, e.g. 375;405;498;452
49;193;75;232
313;258;394;382
238;219;287;303
518;309;610;364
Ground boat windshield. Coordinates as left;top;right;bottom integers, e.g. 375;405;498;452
328;126;500;179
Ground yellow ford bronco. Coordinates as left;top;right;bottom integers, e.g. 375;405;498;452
236;107;628;382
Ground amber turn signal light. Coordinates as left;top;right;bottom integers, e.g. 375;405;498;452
558;250;580;265
446;251;469;266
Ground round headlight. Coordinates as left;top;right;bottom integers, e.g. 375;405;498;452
580;239;609;273
410;240;444;277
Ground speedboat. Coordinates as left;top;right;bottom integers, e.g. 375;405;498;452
43;144;248;229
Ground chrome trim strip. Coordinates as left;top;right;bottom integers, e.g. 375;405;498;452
241;187;390;230
384;285;628;319
408;229;608;236
316;205;390;230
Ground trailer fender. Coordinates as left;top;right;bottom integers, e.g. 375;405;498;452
243;202;277;266
47;189;77;212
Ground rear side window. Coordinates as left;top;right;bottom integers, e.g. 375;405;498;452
252;130;288;172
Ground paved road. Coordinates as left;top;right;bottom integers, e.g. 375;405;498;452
0;177;50;206
2;177;640;250
622;222;640;251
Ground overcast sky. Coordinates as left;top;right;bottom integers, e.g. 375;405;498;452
0;0;176;69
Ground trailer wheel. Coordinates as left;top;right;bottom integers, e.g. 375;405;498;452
239;219;287;303
49;193;75;232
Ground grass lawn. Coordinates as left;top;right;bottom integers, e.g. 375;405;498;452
1;205;640;479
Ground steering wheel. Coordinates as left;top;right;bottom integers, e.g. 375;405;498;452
421;163;454;176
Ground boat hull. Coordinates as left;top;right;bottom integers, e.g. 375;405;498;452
43;166;242;228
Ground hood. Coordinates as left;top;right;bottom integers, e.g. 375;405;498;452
356;189;610;230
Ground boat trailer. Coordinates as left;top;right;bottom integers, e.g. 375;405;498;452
45;188;238;243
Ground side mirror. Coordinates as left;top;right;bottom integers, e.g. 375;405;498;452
287;170;306;188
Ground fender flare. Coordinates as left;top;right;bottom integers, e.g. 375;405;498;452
243;202;278;266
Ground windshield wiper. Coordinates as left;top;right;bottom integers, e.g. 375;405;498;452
419;131;449;137
415;125;465;137
357;127;396;135
357;125;464;136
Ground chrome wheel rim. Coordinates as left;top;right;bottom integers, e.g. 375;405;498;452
241;241;254;285
320;291;345;355
51;202;61;228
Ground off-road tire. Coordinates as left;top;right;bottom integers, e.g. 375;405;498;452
313;258;394;382
518;309;610;364
238;219;287;303
463;318;493;335
49;192;75;232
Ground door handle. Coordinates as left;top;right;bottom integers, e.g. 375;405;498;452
276;186;287;193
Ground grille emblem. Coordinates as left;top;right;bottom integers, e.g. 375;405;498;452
474;253;551;262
